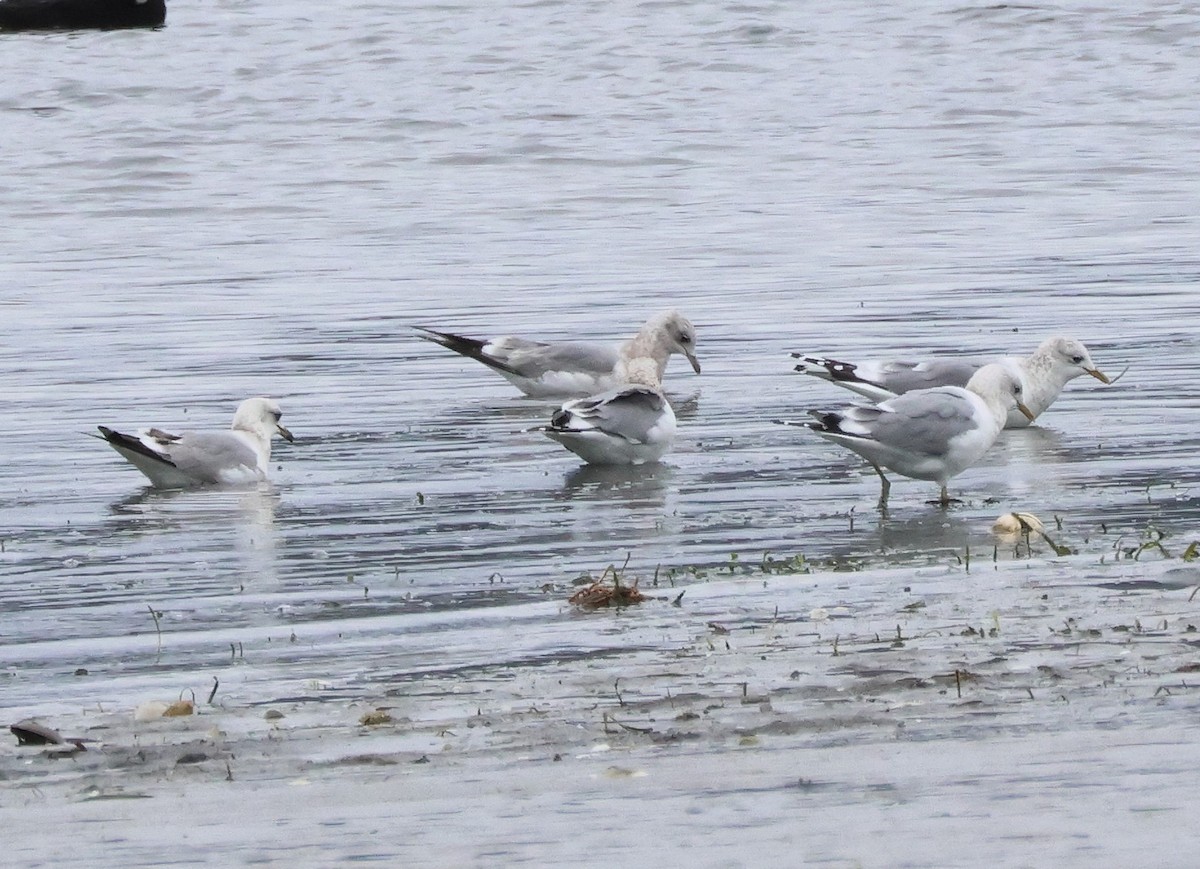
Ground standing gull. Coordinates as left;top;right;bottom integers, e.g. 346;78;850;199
414;309;700;399
792;336;1109;428
541;357;676;465
95;397;294;488
777;363;1034;507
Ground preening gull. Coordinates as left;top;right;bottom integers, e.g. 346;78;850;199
96;397;293;488
792;336;1109;428
541;357;676;465
778;363;1033;507
414;309;700;399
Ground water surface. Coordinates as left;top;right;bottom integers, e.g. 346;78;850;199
2;1;1200;865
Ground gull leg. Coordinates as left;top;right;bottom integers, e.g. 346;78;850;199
927;484;962;507
871;463;891;510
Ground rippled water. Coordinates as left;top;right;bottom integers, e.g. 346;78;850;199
3;1;1200;864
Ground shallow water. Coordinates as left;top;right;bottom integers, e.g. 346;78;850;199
3;0;1200;864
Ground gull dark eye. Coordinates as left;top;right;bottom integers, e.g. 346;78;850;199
1071;355;1084;364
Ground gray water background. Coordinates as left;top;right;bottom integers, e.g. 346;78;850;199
2;0;1200;862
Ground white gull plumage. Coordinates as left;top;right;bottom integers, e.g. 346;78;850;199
777;363;1034;507
96;397;294;488
792;336;1109;428
414;309;700;399
541;357;676;465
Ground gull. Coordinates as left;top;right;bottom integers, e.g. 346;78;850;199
414;309;700;398
792;336;1109;428
777;363;1034;508
95;397;293;489
541;357;676;465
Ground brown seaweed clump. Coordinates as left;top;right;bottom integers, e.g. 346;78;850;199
569;570;646;610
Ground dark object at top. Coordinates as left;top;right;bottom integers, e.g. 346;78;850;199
0;0;165;31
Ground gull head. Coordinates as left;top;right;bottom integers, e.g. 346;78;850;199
650;309;701;374
1041;336;1110;384
233;397;294;442
968;364;1035;421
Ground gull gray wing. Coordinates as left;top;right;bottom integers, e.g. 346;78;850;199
554;386;668;443
873;359;979;394
499;340;619;379
165;432;259;482
860;388;979;456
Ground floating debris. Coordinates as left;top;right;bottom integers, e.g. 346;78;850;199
10;719;87;752
569;573;646;609
11;719;65;746
326;754;400;767
568;556;650;609
359;709;393;726
602;766;647;779
992;511;1073;555
163;699;195;717
134;698;194;722
80;788;152;801
134;701;172;722
992;512;1045;537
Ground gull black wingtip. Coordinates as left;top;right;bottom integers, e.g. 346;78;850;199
411;325;474;349
773;417;827;434
412;325;523;376
97;426;179;467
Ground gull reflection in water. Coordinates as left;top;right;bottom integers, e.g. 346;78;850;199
552;462;680;545
987;425;1072;499
872;509;973;555
107;482;282;585
559;462;675;505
